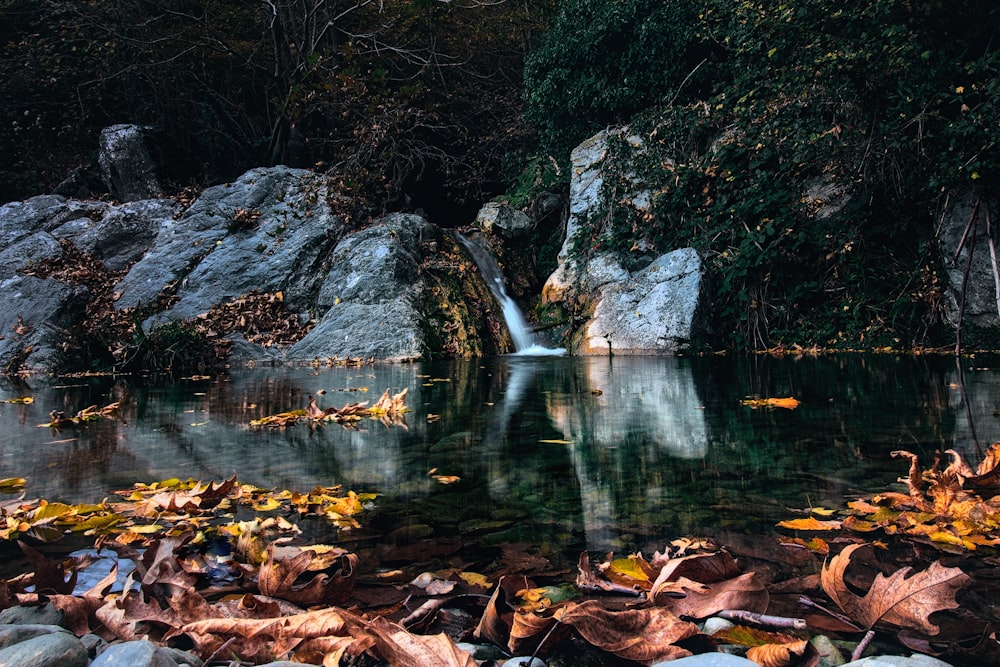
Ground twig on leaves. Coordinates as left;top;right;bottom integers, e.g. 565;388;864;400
717;609;808;631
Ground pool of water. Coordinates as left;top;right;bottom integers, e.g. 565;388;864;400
2;353;998;561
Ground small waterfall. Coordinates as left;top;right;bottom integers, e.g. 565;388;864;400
456;232;565;356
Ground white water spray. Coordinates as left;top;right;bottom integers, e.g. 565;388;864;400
456;232;565;356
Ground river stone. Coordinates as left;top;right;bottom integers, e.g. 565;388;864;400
91;640;202;667
57;199;179;272
651;654;758;667
0;624;71;649
0;605;64;627
98;124;163;202
0;631;88;667
841;656;953;667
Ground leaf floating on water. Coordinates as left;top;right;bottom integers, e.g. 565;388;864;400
1;396;33;404
777;517;842;531
0;477;27;494
539;439;573;445
740;396;800;410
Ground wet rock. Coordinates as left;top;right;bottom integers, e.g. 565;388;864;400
0;624;71;649
98;125;163;202
841;656;953;667
90;640;202;667
0;630;88;667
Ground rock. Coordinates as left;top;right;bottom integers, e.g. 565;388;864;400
0;605;64;627
474;202;533;239
541;129;707;354
0;631;88;667
91;640;202;667
811;634;845;667
98;125;163;202
938;191;998;330
287;213;433;362
0;164;499;370
841;655;953;667
578;247;706;354
701;617;735;636
0;624;72;649
651;654;758;666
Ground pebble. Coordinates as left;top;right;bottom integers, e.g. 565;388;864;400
842;655;954;667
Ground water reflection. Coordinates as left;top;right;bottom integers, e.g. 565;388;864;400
1;354;998;556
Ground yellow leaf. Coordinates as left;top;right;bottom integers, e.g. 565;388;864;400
0;477;27;493
459;571;493;589
252;497;283;511
539;439;573;444
127;524;164;534
609;556;652;582
1;396;33;404
810;507;837;516
777;517;842;531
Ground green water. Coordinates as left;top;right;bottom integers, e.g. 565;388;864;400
2;354;997;561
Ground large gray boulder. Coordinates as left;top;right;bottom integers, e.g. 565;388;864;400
98;124;163;202
542;129;708;354
0;165;469;370
288;213;434;361
0;194;175;372
579;247;706;354
120;167;344;320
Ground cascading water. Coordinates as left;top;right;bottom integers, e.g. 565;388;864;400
456;232;565;356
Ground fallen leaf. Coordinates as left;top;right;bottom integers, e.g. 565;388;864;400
746;639;818;667
820;543;970;634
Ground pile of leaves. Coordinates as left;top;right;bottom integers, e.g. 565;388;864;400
250;388;409;429
3;460;996;667
194;291;311;350
779;444;1000;551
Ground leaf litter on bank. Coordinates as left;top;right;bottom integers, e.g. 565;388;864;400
6;444;1000;664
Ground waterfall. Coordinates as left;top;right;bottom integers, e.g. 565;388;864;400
456;232;565;356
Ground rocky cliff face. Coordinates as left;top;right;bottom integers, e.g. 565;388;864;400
0;166;509;373
540;129;709;354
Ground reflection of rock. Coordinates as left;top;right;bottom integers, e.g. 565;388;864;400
546;357;708;550
549;357;708;459
946;367;1000;460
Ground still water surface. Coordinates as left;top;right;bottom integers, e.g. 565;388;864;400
2;354;999;558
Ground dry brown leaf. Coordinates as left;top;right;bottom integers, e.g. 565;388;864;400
18;541;78;594
369;615;477;667
820;543;970;634
652;550;742;587
258;544;357;607
746;639;818;667
510;600;698;663
652;572;769;619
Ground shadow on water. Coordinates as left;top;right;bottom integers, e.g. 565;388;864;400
2;353;998;558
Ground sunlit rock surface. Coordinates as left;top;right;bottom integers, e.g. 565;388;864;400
543;129;708;354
